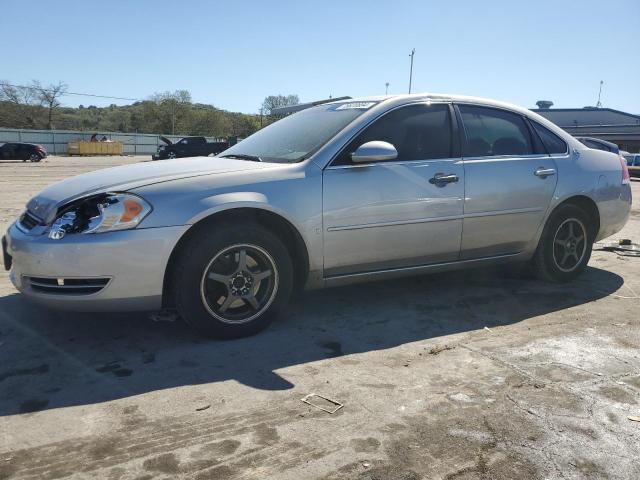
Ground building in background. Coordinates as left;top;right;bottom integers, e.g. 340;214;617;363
532;103;640;153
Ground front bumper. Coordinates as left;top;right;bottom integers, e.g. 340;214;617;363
4;222;189;312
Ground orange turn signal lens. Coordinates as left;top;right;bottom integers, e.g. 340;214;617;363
121;199;143;222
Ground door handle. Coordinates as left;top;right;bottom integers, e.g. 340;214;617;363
429;173;459;187
534;167;556;178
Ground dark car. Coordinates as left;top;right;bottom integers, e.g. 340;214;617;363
575;136;620;154
0;142;47;162
152;136;228;160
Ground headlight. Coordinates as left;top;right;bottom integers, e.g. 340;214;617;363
48;193;152;240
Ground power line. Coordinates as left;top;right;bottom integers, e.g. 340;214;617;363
1;82;142;102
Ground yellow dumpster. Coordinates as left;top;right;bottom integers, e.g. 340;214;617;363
68;141;124;156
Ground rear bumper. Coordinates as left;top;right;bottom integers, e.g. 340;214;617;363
595;183;632;242
4;222;189;312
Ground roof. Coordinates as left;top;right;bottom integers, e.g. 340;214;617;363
532;107;640;127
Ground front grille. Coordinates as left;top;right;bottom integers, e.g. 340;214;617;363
18;211;41;231
26;277;110;295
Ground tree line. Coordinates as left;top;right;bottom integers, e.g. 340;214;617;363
0;80;300;139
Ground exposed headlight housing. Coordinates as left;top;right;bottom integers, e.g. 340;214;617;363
48;193;152;240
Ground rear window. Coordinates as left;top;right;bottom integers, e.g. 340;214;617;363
531;122;568;154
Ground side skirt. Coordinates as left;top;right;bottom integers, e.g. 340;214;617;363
322;252;529;288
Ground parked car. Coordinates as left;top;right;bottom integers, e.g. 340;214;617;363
575;136;620;154
623;152;640;177
0;142;47;162
3;94;631;338
152;136;228;160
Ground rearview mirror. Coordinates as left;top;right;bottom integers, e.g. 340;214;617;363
351;141;398;163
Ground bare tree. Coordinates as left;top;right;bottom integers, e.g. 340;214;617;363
0;81;36;105
32;81;68;129
261;94;299;116
0;80;39;127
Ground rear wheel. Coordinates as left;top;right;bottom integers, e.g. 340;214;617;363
533;204;593;282
172;222;293;338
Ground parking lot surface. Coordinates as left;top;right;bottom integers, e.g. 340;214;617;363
1;156;639;480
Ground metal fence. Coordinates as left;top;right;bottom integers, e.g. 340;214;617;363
0;128;225;156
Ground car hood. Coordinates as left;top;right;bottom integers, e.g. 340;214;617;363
159;136;172;145
26;157;271;223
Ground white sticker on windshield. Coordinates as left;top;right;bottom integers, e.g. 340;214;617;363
335;102;376;110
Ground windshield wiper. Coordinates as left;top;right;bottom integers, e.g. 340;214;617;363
220;154;262;162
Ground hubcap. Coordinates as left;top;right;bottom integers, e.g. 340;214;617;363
552;218;587;273
200;244;278;324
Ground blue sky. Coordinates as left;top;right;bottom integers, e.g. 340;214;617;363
2;0;638;113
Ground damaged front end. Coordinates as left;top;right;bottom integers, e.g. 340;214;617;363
47;193;152;240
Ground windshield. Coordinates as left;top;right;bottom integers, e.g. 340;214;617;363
220;101;378;163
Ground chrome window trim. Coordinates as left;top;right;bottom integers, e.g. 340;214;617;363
325;156;461;171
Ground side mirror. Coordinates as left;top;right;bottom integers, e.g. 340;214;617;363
351;141;398;164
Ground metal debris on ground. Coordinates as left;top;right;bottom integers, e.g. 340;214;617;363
484;326;493;333
195;404;211;412
594;239;640;257
428;344;455;355
628;416;640;422
301;393;344;414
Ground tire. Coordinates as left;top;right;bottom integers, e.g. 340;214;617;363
172;221;293;339
168;151;177;159
29;153;41;163
533;204;593;283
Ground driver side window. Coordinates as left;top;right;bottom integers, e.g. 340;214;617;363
334;104;453;165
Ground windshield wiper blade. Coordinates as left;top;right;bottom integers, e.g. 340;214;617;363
220;154;262;162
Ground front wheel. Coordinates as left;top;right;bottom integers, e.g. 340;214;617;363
167;151;177;159
29;153;41;163
172;222;293;339
533;204;593;283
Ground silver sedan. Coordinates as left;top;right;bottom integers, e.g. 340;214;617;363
3;94;632;338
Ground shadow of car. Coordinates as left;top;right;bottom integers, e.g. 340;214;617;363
0;265;623;416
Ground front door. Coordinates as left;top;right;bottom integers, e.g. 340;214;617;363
322;103;465;277
456;104;558;259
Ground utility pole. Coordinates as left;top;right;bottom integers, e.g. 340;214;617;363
385;82;389;95
596;80;604;108
408;48;415;94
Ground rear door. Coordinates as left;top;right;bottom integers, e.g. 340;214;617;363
323;103;464;276
456;104;559;259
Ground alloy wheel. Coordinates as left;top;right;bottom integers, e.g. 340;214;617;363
552;218;587;273
200;244;279;324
